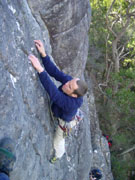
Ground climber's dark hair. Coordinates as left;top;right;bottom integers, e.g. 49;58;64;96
73;79;88;97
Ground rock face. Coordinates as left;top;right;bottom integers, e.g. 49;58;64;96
85;72;114;180
0;0;113;180
28;0;91;77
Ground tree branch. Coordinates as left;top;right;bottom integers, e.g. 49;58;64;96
106;0;117;37
120;145;135;156
116;18;131;42
106;0;116;17
119;52;130;60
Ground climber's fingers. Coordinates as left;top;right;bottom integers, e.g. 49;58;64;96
34;40;43;47
28;54;44;73
34;40;45;57
28;54;39;63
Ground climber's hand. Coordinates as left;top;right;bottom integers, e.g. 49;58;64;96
28;54;44;73
34;40;46;57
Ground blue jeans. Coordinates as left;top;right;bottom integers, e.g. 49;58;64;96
0;173;10;180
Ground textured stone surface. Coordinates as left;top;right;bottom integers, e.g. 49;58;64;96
0;0;113;179
0;0;92;180
85;71;114;180
28;0;91;77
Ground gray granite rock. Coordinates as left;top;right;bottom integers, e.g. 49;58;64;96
0;0;113;179
85;71;114;180
28;0;91;77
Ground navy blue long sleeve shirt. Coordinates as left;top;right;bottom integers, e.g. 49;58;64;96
38;55;83;122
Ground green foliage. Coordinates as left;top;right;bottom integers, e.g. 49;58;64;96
106;67;135;115
113;134;128;146
90;0;135;59
113;132;135;150
111;154;132;180
104;69;135;179
106;88;113;97
89;1;135;180
126;37;135;56
111;148;135;180
89;0;108;50
123;59;135;68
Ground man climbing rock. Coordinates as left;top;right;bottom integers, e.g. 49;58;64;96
28;40;88;163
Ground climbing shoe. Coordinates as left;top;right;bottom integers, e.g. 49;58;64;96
0;137;16;176
50;156;58;164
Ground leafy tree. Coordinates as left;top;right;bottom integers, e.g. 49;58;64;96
89;0;135;179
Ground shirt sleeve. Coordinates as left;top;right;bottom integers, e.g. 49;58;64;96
38;71;77;111
41;55;72;84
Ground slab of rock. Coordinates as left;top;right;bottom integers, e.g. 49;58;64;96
85;71;114;180
0;0;93;180
28;0;91;77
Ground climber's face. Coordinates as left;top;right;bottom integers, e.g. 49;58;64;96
62;78;79;97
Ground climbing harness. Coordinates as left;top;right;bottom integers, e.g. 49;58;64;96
58;108;84;137
58;120;72;137
47;93;84;136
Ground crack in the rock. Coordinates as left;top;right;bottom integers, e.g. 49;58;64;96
29;134;42;165
41;11;89;38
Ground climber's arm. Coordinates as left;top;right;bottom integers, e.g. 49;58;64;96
38;71;79;111
28;55;83;114
34;40;72;84
41;55;72;84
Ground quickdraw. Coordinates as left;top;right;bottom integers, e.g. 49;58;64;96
58;122;72;137
58;108;84;137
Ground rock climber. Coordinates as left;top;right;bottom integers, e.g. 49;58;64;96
0;137;16;180
89;168;102;180
28;40;88;163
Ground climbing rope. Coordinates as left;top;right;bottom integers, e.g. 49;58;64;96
46;93;58;127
